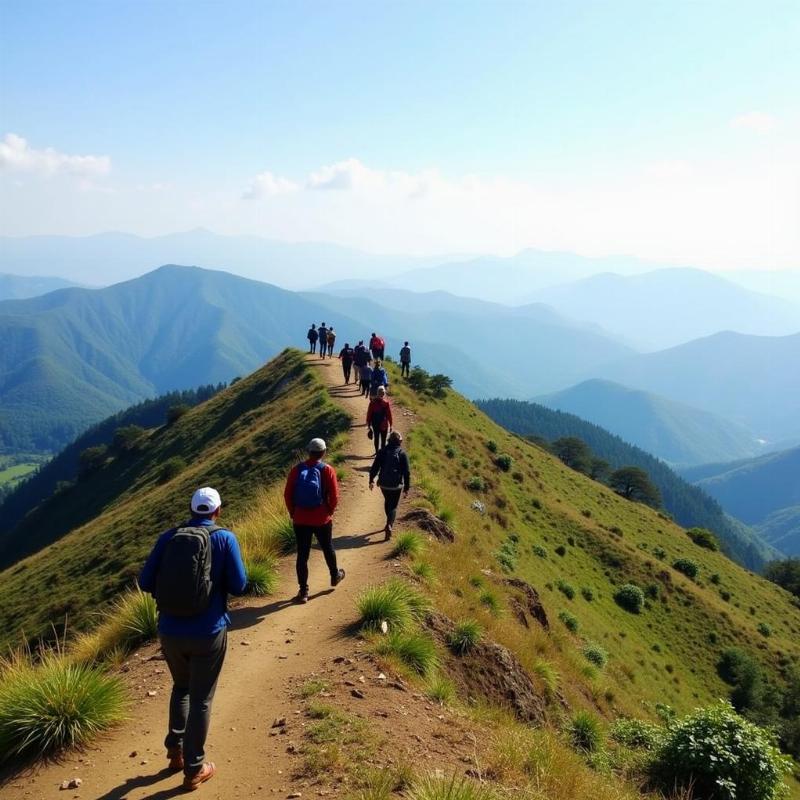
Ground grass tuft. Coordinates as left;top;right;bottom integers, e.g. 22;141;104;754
245;557;278;596
356;579;431;631
390;531;425;559
407;774;500;800
376;630;439;675
447;619;482;655
0;649;127;760
426;674;456;705
568;710;603;753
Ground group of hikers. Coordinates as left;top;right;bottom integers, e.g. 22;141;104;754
138;372;412;789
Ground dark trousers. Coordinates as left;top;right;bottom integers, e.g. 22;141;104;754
294;522;338;591
361;379;370;396
161;628;227;775
400;361;410;377
372;426;387;454
342;361;352;383
309;340;317;353
380;487;402;525
327;342;334;356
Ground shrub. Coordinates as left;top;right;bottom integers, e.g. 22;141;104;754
486;440;498;453
532;544;548;558
479;590;501;615
558;610;579;633
111;425;145;454
568;710;603;753
582;643;608;668
78;445;108;479
532;660;559;698
445;446;457;459
0;651;127;759
710;573;721;584
610;718;662;750
376;630;438;676
555;545;567;557
580;587;594;601
447;620;482;655
166;403;190;425
466;476;485;492
557;580;575;600
495;539;518;572
158;456;187;484
390;532;425;559
686;527;719;551
412;561;434;582
494;454;512;472
653;546;667;560
672;558;699;579
614;584;644;614
757;622;772;637
356;580;430;631
426;675;455;705
649;702;791;800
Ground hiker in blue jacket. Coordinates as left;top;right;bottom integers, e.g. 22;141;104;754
139;487;247;792
370;360;389;396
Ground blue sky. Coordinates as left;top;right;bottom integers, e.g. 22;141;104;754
1;0;798;268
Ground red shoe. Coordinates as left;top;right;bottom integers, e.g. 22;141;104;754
167;747;184;771
183;762;216;791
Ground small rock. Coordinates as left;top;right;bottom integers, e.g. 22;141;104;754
351;689;365;699
288;793;302;799
240;640;251;646
390;681;407;692
272;717;287;728
379;620;389;634
357;675;366;684
59;778;82;790
128;751;137;758
140;759;149;765
377;673;387;682
332;656;346;664
146;690;157;697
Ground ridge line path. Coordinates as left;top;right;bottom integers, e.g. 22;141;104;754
5;356;418;800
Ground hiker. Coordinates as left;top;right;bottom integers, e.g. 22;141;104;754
359;362;373;397
138;487;247;791
307;324;318;354
376;334;386;360
283;438;345;603
353;340;369;386
318;323;328;358
338;342;354;384
326;327;336;357
369;430;410;539
399;341;411;378
369;332;383;361
366;385;393;455
370;359;389;397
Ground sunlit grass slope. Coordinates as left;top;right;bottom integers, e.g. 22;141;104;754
386;366;800;723
0;349;349;650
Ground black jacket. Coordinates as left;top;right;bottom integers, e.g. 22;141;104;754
369;444;410;489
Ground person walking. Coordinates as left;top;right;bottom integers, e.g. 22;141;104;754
366;385;393;455
359;362;373;397
307;324;318;354
338;342;354;384
369;431;410;539
283;438;345;603
375;334;385;360
326;327;336;357
138;487;247;791
370;359;389;396
318;323;328;358
399;341;411;378
369;332;381;361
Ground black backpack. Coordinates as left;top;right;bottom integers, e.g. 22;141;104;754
378;446;405;487
154;525;220;616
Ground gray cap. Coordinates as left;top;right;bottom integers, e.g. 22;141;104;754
307;437;327;453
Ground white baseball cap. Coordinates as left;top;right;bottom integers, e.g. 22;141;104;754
191;487;221;514
307;437;327;453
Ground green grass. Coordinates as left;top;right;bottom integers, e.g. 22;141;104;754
390;531;425;559
407;774;500;800
0;649;127;760
356;579;431;631
244;557;278;596
0;461;40;488
376;630;439;675
412;560;435;582
568;710;604;753
426;674;456;705
300;679;330;698
447;619;482;654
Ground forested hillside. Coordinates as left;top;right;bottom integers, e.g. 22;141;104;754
476;398;778;570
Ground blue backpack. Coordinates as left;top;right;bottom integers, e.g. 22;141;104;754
293;462;326;508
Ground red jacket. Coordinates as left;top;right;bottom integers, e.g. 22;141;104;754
369;335;381;351
284;459;339;526
366;397;393;432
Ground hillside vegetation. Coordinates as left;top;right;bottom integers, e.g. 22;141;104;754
0;349;350;649
476;398;777;570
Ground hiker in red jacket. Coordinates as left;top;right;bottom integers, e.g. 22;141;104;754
369;332;385;361
283;438;345;603
366;386;393;455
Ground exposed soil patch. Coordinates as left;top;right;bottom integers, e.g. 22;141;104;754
400;508;456;542
502;577;549;630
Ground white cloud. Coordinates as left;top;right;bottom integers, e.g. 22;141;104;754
242;170;298;199
0;133;111;177
730;111;778;134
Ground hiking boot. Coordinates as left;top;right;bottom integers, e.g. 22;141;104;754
293;589;309;604
167;747;184;771
183;762;216;791
384;524;393;541
331;568;346;587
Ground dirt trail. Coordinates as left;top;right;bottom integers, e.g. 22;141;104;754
4;356;422;800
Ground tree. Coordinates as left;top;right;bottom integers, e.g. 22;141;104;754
78;445;108;479
407;367;430;394
764;558;800;599
111;425;145;454
589;457;611;482
609;466;660;507
166;404;191;425
552;437;592;474
427;373;452;398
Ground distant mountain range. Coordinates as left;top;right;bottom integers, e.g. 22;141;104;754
681;445;800;556
476;398;779;571
535;379;764;467
591;331;800;444
0;265;635;453
0;273;80;301
527;268;800;350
